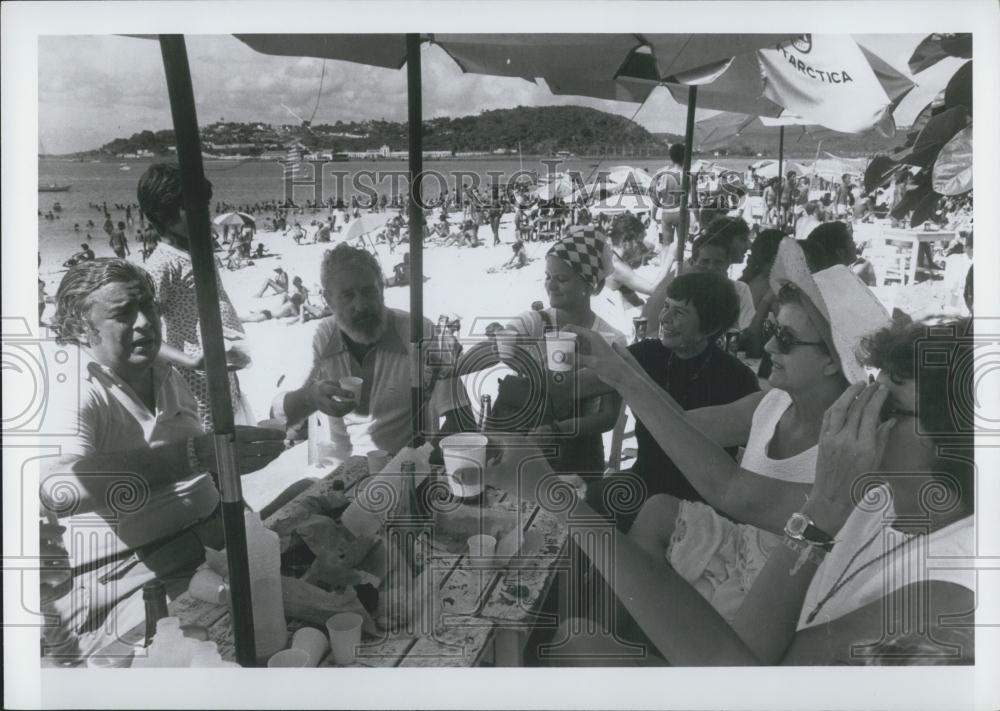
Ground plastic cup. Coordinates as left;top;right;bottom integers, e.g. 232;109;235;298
291;627;329;667
467;534;497;569
544;331;577;372
451;466;484;500
439;433;488;495
188;568;228;605
494;328;519;363
366;449;390;476
326;612;363;666
267;648;310;668
338;376;364;402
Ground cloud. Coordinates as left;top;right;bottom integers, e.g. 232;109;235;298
38;33;965;154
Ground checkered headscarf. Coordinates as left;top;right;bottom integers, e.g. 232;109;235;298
547;230;613;294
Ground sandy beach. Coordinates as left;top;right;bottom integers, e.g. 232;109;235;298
39;209;970;426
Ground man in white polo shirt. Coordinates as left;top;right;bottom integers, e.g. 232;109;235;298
273;244;470;455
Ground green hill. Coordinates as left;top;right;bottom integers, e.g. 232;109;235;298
76;106;668;158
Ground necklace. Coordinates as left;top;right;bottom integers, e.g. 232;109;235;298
666;347;713;405
805;526;915;625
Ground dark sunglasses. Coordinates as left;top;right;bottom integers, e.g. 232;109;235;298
763;319;826;354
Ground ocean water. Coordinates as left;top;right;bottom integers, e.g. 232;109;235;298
37;155;767;265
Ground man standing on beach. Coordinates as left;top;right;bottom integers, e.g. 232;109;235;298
109;222;130;259
271;244;471;455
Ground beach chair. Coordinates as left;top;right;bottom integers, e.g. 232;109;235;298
866;241;908;286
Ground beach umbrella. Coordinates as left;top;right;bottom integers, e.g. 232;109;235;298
212;211;256;228
145;32;800;664
750;159;808;181
343;212;393;242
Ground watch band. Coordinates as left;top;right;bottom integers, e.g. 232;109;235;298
785;512;835;552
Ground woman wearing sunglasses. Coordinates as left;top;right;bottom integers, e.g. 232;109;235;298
566;238;891;621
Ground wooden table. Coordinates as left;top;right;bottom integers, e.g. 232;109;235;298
880;228;956;285
100;443;569;668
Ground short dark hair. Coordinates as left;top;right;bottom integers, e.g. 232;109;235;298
666;271;740;339
804;221;854;268
692;216;750;257
669;143;685;165
137;163;213;235
52;258;156;346
740;229;785;283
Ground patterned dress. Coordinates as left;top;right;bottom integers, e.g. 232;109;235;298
143;242;246;428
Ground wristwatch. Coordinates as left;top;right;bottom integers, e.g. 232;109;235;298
784;512;834;552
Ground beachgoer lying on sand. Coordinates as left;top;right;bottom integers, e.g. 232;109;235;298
255;266;289;297
242;293;303;323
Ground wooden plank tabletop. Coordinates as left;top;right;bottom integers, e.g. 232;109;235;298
103;447;568;668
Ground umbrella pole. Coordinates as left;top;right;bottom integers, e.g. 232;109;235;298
406;33;425;447
677;85;698;275
776;125;785;227
158;35;257;667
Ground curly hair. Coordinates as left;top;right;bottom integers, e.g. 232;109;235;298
859;316;975;512
137;163;213;237
320;243;384;292
51;259;157;346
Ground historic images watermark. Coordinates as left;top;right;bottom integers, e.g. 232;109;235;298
281;158;747;215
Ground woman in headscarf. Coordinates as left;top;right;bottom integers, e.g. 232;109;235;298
459;232;627;482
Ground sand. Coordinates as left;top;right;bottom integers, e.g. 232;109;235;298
40;210;970;427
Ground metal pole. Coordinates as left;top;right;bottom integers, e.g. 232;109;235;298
776;125;785;228
406;33;424;447
158;35;257;667
677;85;698;275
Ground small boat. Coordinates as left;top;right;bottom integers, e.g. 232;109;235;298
38;184;71;192
119;164;131;171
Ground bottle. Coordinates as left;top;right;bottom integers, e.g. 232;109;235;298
144;617;196;667
143;580;169;647
478;394;492;432
189;640;241;668
39;510;83;667
244;510;288;662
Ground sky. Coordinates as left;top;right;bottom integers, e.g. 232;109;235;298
38;33;965;155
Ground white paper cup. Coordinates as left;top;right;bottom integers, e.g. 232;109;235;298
366;449;390;476
267;648;310;668
291;627;329;667
451;466;484;499
439;433;488;496
544;331;577;372
188;568;228;605
495;328;519;362
338;376;364;401
326;612;363;666
467;534;497;568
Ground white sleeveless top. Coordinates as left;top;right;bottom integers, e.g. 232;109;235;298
740;389;817;483
798;485;975;630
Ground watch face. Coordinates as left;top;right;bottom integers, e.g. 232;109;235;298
786;513;809;537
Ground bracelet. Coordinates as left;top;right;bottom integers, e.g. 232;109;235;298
782;535;828;575
187;437;204;474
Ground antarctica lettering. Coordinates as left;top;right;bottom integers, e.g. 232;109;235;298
776;44;854;84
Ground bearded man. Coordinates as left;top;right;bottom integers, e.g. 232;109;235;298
272;244;470;455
